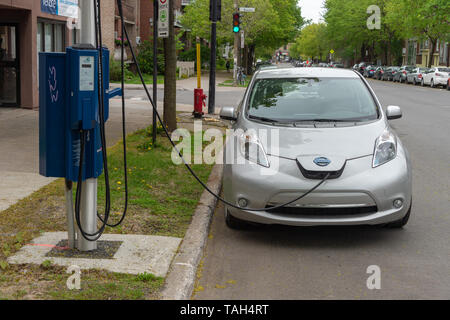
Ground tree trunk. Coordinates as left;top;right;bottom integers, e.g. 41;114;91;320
428;38;436;68
247;44;255;75
163;0;177;132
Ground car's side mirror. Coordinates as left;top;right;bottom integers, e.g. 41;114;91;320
220;106;237;121
386;105;402;120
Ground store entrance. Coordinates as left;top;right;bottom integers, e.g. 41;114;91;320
0;24;20;107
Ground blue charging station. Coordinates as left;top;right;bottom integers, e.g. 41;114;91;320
39;46;122;182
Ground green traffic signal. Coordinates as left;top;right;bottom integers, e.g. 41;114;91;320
233;26;240;33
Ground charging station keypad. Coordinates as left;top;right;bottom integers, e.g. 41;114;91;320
79;56;95;91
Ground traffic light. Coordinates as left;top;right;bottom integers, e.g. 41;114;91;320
233;12;240;33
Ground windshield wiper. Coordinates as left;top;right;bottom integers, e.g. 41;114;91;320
248;115;282;123
297;119;353;122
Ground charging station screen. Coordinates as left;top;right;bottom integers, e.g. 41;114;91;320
79;56;94;91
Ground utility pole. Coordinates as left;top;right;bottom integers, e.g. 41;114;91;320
78;0;97;251
153;0;158;144
208;0;219;115
233;0;239;85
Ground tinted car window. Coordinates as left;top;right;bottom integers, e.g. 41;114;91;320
247;78;378;122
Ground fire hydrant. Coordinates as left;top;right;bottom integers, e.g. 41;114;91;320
193;88;207;118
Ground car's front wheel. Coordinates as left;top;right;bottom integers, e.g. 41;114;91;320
385;202;412;228
225;207;248;230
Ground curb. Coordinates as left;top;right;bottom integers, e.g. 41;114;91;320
160;161;223;300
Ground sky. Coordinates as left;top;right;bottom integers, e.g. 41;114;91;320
298;0;326;23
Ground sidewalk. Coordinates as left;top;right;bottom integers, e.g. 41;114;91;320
0;101;198;212
110;71;244;92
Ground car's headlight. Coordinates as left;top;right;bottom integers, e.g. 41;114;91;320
239;131;270;167
372;129;397;168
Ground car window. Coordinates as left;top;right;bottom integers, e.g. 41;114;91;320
437;68;450;72
247;78;378;123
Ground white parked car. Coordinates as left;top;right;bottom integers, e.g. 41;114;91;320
421;67;450;88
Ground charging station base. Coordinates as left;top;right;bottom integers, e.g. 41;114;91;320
7;232;181;277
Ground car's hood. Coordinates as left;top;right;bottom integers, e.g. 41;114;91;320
250;120;387;162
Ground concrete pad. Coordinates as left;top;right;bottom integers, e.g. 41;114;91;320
8;232;182;277
0;171;56;212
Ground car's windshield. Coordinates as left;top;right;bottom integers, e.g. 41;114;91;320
437;68;450;72
247;77;379;123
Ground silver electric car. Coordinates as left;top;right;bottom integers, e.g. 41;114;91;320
220;67;412;229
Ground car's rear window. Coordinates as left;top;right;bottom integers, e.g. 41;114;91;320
247;78;379;122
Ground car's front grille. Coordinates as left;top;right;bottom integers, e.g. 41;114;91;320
296;160;345;180
265;205;378;216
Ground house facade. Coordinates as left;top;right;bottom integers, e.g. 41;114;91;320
403;38;449;67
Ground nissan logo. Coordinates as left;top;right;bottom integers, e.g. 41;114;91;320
313;157;331;167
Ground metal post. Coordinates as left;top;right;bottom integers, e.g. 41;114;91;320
78;0;98;251
208;0;217;114
153;0;158;144
65;180;76;249
197;43;201;89
233;0;239;85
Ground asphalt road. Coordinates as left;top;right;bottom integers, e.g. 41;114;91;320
193;79;450;300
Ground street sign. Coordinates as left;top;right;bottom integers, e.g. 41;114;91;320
41;0;78;18
239;7;255;12
158;0;169;38
330;49;335;54
241;32;245;49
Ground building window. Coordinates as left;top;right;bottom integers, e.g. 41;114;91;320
37;20;66;53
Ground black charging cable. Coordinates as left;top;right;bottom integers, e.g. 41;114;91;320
115;0;331;213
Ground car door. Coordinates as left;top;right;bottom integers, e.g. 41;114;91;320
423;68;434;84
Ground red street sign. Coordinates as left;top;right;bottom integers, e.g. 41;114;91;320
159;0;167;3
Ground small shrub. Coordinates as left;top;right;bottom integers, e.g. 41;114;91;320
136;40;165;75
136;272;157;282
110;59;134;82
41;259;53;269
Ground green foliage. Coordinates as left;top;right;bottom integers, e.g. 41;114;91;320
178;44;211;64
136;272;157;282
136;40;165;75
41;259;53;269
181;0;304;54
291;23;328;61
109;59;135;82
0;260;9;270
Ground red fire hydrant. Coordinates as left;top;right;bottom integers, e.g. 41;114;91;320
193;88;207;118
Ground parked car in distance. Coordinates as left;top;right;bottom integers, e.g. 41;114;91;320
421;67;450;88
406;67;429;85
352;64;359;72
374;66;387;80
382;66;400;81
357;62;374;75
333;63;345;68
393;66;415;83
363;65;377;78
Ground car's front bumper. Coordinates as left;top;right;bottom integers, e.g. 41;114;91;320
223;145;412;226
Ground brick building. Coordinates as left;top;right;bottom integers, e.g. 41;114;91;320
0;0;139;110
139;0;184;43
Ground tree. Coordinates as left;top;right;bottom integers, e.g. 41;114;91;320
291;23;328;61
386;0;450;67
181;0;304;69
164;0;177;132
